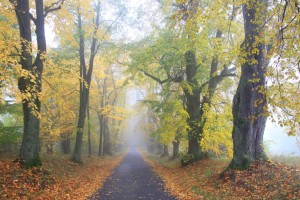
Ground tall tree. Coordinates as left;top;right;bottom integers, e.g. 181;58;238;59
229;0;300;169
11;0;63;167
129;0;240;162
93;64;123;156
229;0;269;169
172;0;239;162
73;0;101;163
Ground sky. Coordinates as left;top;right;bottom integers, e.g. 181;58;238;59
264;120;300;156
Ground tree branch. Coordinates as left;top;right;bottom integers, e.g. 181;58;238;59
44;0;65;18
29;13;37;24
141;70;169;85
95;12;123;54
199;66;236;92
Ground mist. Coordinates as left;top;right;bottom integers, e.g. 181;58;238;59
123;88;300;157
264;120;300;156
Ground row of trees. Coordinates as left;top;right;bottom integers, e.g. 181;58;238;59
128;0;300;169
1;0;299;170
0;0;126;167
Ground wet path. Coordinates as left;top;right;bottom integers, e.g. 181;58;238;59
90;149;177;200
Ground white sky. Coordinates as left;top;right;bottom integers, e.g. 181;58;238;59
264;120;300;156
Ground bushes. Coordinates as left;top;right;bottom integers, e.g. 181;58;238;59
0;126;22;154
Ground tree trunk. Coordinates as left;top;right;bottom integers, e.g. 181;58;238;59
61;136;71;154
156;143;163;155
98;113;104;156
172;140;180;159
14;0;47;167
87;97;92;157
228;0;269;170
103;119;112;155
46;143;53;154
161;145;169;157
73;113;85;163
184;51;202;161
97;70;107;157
73;13;87;163
73;2;101;162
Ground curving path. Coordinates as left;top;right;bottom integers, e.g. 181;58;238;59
90;148;177;200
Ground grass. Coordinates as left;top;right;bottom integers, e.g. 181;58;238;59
269;154;300;167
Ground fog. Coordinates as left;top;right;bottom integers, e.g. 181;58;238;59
121;89;147;149
264;120;300;156
123;88;300;156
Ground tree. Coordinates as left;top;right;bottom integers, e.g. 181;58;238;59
10;0;63;167
128;0;240;162
73;0;101;163
92;62;125;156
174;0;240;162
229;0;270;169
229;0;300;169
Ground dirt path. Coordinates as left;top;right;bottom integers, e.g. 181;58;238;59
90;148;177;200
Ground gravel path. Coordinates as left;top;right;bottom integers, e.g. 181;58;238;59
90;148;177;200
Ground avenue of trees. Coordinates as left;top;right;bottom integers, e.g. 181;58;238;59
0;0;299;171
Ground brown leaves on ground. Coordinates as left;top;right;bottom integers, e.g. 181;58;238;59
0;154;124;199
222;161;300;199
142;153;300;199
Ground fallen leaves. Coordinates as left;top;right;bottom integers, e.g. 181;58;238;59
141;152;300;199
0;153;124;199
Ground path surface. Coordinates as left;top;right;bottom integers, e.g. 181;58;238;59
90;148;177;200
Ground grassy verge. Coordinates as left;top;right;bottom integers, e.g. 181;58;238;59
141;150;300;200
0;152;124;199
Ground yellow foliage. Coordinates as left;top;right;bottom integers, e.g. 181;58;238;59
201;94;233;157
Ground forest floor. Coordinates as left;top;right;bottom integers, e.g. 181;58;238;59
142;151;300;200
0;152;124;199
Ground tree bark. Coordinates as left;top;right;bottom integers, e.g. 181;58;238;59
73;1;101;162
228;0;269;170
87;97;92;157
161;145;169;157
61;135;71;154
183;31;235;163
103;119;112;155
98;113;104;156
184;51;202;161
13;0;48;167
172;140;180;158
97;77;107;157
73;12;87;163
